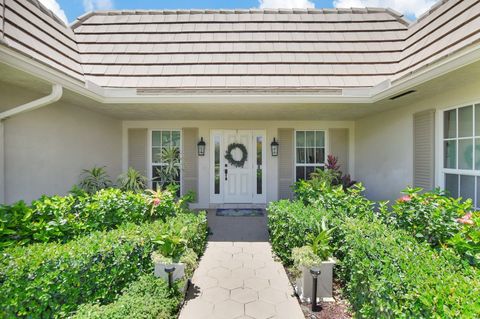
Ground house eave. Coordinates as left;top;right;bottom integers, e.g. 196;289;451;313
2;42;480;105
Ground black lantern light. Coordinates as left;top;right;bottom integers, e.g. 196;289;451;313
197;137;206;156
271;138;279;157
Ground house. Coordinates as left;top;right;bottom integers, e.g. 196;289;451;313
0;0;479;209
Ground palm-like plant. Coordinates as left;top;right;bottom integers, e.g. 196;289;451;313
307;217;335;261
78;166;112;194
117;167;148;193
155;147;180;189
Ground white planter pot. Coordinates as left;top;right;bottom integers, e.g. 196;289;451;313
295;258;336;303
154;262;185;281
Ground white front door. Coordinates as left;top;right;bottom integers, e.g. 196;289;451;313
210;130;266;204
224;130;253;203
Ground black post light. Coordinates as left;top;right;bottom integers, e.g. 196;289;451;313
165;266;176;289
310;267;322;312
197;137;206;156
271;138;279;157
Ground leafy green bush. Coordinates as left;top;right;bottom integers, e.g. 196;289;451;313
0;212;208;318
294;180;374;220
381;187;468;246
267;200;330;264
291;246;322;278
0;187;191;248
338;217;480;318
447;211;480;267
72;274;183;319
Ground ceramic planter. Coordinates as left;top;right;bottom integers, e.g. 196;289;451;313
295;258;336;303
154;262;185;281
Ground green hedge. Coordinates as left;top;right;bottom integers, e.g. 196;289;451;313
338;217;480;318
0;188;185;249
268;200;330;264
0;212;208;318
268;182;480;318
72;274;183;319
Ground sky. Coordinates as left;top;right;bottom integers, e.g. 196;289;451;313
39;0;437;25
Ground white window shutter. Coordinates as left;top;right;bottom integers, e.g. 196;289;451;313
413;109;435;190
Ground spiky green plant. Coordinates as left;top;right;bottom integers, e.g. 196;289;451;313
78;166;112;194
155;147;180;188
117;167;148;193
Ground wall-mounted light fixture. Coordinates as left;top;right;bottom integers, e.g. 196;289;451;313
197;137;206;156
271;138;279;157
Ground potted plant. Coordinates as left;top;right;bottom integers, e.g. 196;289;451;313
151;226;198;286
292;218;336;302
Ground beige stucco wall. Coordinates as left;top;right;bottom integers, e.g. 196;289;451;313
2;94;122;204
124;120;354;209
355;76;480;202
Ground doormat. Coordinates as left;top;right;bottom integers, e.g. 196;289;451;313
216;208;264;217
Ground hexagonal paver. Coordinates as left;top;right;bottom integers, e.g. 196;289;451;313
275;298;305;319
209;251;233;261
244;277;270;291
222;246;243;254
208;267;231;280
231;288;258;304
179;299;214;319
220;259;243;270
269;277;292;291
243;259;266;270
231;267;255;280
192;276;218;289
245;300;275;319
202;287;230;303
234;252;253;262
259;287;288;305
212;300;244;319
218;277;243;290
255;267;279;280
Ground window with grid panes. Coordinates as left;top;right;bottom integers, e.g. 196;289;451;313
295;130;326;181
151;130;181;192
443;104;480;207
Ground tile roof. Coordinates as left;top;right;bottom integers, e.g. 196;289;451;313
1;0;480;93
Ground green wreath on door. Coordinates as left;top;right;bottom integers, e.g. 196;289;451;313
225;143;248;168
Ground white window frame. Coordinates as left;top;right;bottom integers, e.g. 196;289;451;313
294;129;328;181
148;129;182;193
441;103;480;207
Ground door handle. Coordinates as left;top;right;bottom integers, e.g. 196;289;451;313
225;168;228;181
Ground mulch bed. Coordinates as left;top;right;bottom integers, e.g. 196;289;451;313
284;267;353;319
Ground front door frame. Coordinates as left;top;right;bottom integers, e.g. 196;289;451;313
210;129;267;204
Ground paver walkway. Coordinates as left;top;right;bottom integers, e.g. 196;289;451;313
179;210;304;319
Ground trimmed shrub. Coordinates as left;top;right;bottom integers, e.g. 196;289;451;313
72;274;183;319
0;187;188;249
0;212;208;318
267;200;330;264
338;217;480;318
381;187;468;246
294;180;374;219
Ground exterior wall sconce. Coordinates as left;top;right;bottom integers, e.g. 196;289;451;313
197;137;206;156
271;138;279;156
